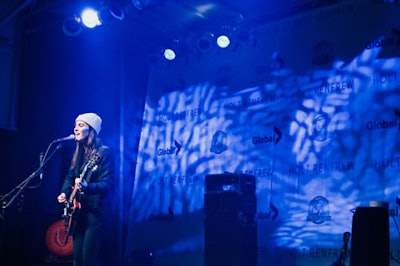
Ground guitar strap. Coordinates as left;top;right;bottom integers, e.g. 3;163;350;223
75;160;92;184
83;147;103;183
84;170;94;184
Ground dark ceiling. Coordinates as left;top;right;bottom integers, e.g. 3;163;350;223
1;0;343;53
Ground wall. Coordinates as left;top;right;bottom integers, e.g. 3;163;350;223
126;1;400;265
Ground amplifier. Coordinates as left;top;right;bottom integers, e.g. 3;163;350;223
204;173;258;266
205;173;255;194
204;191;256;219
350;206;389;266
204;215;257;266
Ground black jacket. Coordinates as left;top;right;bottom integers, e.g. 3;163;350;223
60;145;115;214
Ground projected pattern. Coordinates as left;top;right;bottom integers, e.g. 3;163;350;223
126;1;400;264
126;44;400;265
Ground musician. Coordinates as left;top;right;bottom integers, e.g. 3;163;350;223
57;112;115;266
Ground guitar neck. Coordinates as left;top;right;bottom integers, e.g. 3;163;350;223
68;185;80;204
68;165;89;204
67;155;99;204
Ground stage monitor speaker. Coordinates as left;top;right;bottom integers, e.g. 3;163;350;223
204;173;257;266
350;206;389;266
204;213;257;266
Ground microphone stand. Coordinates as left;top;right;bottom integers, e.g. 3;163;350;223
0;143;62;216
0;141;64;265
332;232;351;266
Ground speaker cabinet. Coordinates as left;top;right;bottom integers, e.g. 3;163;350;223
204;213;257;266
350;206;389;266
204;173;257;266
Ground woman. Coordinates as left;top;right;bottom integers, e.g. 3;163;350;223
57;112;115;266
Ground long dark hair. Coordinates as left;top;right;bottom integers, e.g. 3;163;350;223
70;128;102;169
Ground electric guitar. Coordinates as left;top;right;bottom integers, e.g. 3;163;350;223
62;154;99;244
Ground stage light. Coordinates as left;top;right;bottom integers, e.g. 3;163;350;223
216;35;230;48
81;8;101;28
161;39;189;62
62;3;124;36
62;16;83;37
164;48;176;60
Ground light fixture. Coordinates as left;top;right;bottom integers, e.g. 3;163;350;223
62;16;82;37
161;39;189;62
163;48;176;60
81;8;101;28
216;35;230;48
62;3;124;36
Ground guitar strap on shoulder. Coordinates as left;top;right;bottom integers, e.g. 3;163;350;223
84;151;101;183
85;168;95;183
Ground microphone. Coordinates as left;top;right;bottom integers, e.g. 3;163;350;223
52;134;75;143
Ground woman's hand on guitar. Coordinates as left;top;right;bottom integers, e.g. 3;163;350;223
75;178;88;191
57;193;67;203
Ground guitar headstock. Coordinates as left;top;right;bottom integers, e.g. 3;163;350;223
87;154;99;172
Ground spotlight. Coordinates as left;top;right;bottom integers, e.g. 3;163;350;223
163;48;176;60
216;35;230;48
81;8;101;28
62;16;82;37
161;39;189;62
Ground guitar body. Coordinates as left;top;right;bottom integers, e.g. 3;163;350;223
45;220;73;257
63;194;82;242
61;155;99;244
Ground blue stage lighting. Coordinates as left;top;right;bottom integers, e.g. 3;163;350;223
81;8;101;28
164;48;176;60
217;35;230;48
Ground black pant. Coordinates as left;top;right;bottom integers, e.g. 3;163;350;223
73;211;106;266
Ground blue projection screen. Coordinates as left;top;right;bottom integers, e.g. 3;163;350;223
126;1;400;265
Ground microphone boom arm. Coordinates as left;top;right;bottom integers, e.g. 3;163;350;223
0;143;62;213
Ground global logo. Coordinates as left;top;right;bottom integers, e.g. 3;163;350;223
366;118;398;130
255;202;279;221
252;127;282;145
307;196;331;224
157;140;181;156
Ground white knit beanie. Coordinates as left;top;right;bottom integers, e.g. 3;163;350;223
75;113;102;135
